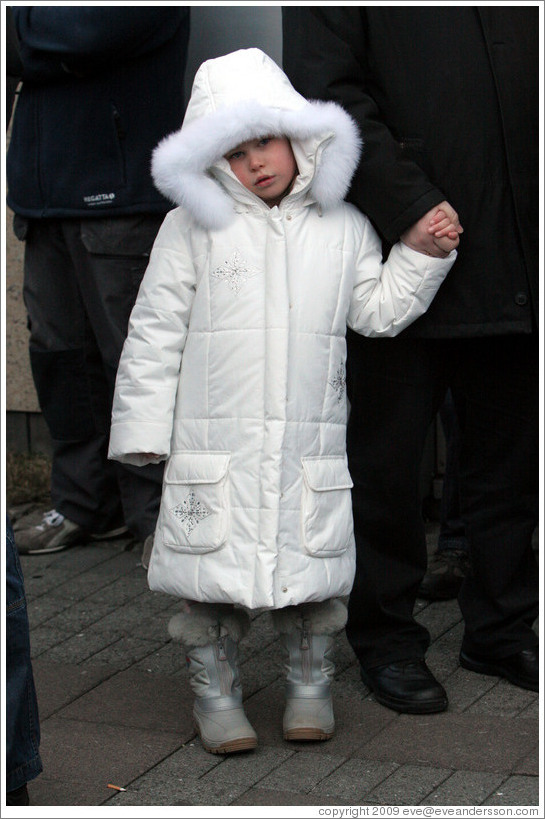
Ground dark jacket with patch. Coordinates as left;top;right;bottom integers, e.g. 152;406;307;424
7;7;190;218
282;6;538;336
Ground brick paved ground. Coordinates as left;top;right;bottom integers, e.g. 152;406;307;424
13;522;540;811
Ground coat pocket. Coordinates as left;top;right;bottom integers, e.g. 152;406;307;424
301;456;354;558
160;451;231;553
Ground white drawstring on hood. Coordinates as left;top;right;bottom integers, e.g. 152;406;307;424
151;48;362;230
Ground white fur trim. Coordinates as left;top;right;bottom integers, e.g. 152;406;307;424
168;603;251;646
271;599;348;636
152;99;361;230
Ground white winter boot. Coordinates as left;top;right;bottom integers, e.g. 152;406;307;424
272;599;347;741
169;603;257;754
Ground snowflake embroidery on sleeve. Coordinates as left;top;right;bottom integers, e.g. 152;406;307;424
170;491;211;537
328;363;346;401
211;250;259;294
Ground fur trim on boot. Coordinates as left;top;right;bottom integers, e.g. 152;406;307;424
271;598;347;636
168;603;251;646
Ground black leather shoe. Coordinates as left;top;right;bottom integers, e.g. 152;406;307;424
459;647;539;692
418;549;471;601
360;659;448;714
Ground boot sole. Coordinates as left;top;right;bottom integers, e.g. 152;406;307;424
284;727;334;741
201;735;258;754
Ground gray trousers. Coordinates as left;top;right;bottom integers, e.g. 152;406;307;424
18;214;165;539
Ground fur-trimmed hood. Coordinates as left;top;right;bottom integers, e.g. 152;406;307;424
151;48;362;229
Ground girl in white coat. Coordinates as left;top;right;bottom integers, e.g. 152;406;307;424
109;49;458;754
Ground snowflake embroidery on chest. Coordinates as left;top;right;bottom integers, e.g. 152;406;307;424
328;363;346;401
211;250;259;295
169;491;211;537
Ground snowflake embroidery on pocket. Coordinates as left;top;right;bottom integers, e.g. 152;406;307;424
211;250;259;294
170;491;211;537
328;363;346;401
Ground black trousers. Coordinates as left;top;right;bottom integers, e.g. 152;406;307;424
345;330;539;669
20;215;165;540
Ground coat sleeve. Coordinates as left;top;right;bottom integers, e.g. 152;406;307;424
347;214;455;337
282;7;444;242
108;210;195;466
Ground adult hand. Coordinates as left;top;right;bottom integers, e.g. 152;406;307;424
401;201;463;257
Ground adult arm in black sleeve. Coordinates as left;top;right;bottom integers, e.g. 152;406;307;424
282;7;446;244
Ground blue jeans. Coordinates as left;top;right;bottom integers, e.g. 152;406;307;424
6;516;43;792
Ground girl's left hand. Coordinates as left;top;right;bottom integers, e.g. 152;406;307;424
428;209;464;240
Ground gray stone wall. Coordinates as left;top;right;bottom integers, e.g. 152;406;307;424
6;203;38;413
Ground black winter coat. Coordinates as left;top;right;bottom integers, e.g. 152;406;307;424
282;6;538;337
7;7;190;219
6;8;23;128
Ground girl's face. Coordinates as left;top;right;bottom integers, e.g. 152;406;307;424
225;136;298;207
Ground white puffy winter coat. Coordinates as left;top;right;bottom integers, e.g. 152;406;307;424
108;49;454;610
